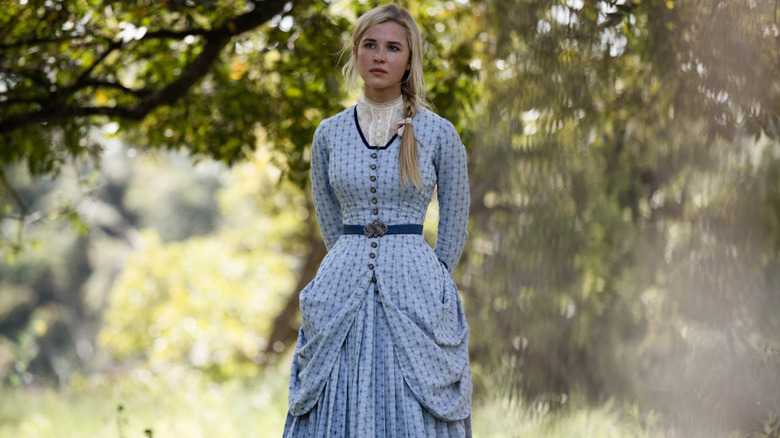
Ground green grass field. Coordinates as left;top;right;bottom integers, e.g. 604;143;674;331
0;388;656;438
0;362;666;438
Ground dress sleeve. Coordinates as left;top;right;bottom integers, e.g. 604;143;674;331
433;120;470;274
310;123;343;250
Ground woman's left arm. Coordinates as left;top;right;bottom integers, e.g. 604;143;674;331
433;120;470;275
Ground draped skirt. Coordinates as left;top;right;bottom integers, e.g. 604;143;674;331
283;235;472;437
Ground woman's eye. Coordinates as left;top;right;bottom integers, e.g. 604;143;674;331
364;42;375;48
389;46;399;51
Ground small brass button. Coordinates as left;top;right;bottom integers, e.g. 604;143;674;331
371;242;377;248
371;198;377;204
371;188;376;193
371;277;377;283
371;153;377;159
370;176;376;182
369;253;376;259
372;209;378;215
370;164;376;170
368;264;374;270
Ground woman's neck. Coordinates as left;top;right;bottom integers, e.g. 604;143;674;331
363;85;402;104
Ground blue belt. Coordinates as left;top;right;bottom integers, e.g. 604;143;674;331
343;220;423;238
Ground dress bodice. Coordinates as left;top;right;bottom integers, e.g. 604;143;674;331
310;105;470;273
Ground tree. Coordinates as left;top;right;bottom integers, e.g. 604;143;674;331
98;149;304;381
1;0;298;168
0;0;350;251
461;0;780;433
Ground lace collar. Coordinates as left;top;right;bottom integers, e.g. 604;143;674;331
356;95;405;147
359;95;404;111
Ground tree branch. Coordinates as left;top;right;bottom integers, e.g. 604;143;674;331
73;39;124;87
0;96;49;107
0;0;294;134
141;28;212;40
0;167;33;249
78;80;155;97
0;36;74;50
0;80;153;109
15;68;54;91
0;22;209;51
0;167;30;217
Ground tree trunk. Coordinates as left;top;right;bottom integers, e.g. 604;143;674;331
262;194;326;358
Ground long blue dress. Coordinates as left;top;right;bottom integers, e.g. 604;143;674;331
283;105;472;437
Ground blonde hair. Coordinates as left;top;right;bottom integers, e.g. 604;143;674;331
342;4;428;188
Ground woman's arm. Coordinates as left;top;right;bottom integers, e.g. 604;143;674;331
310;123;343;250
433;120;470;274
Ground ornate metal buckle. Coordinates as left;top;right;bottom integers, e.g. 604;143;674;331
363;220;388;238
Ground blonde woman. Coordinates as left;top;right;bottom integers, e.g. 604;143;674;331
284;4;472;436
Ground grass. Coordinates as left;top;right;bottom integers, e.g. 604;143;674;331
0;366;290;438
471;396;656;438
0;363;666;438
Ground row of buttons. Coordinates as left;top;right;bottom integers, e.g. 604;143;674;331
369;149;378;303
370;152;379;215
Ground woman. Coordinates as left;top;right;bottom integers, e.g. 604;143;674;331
284;4;472;437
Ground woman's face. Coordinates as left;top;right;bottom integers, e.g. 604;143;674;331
354;21;411;102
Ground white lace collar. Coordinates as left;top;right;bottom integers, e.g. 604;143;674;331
360;95;403;110
356;95;405;146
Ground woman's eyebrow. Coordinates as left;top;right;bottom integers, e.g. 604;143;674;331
361;37;405;46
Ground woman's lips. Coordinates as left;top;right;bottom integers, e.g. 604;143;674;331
370;68;387;74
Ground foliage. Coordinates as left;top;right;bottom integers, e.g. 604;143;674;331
0;141;232;385
0;0;292;170
458;0;780;434
99;148;306;381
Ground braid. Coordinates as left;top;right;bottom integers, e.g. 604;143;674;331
399;82;422;188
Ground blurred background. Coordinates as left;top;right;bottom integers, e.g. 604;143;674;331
1;0;779;436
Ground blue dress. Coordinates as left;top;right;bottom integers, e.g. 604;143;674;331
283;105;472;437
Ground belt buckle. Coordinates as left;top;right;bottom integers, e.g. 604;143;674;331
363;220;388;238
